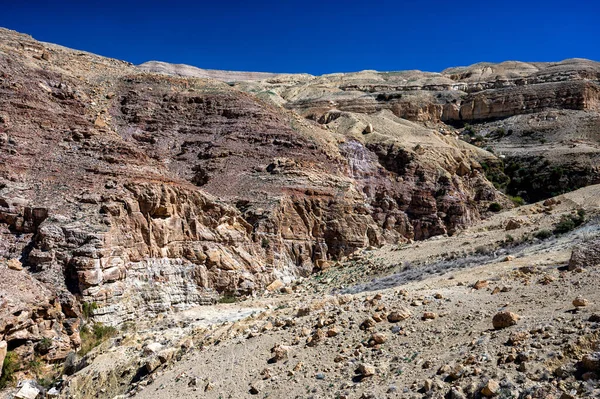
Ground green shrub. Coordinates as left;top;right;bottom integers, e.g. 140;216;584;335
218;295;237;304
509;195;525;206
82;302;98;319
36;337;53;354
463;124;475;135
488;202;502;212
78;323;117;356
0;351;18;388
553;211;585;234
534;230;553;240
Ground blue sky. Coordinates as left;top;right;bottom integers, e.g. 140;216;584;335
1;0;598;75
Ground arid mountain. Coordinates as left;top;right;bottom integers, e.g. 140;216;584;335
0;27;599;399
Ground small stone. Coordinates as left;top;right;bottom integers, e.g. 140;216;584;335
270;344;290;362
507;331;529;346
315;372;325;380
146;356;161;373
249;381;263;395
357;363;375;377
473;280;488;290
296;307;311;317
387;308;411;322
94;116;107;128
481;379;500;397
573;296;589;307
144;342;164;355
422;312;437;320
266;279;284;292
363;123;374;134
360;318;377;330
327;326;340;337
7;258;23;271
492;311;519;329
371;332;387;344
281;286;293;294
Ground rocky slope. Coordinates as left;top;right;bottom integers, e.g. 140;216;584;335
0;26;599;398
0;27;504;373
58;185;600;399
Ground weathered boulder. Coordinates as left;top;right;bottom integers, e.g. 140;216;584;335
569;239;600;270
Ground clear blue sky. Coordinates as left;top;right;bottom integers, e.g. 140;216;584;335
1;0;598;75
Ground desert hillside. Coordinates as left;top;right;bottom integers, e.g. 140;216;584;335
0;27;599;399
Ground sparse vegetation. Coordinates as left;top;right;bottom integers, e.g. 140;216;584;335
82;301;98;319
261;237;270;249
488;202;502;212
534;229;553;240
218;295;237;304
0;351;18;389
36;337;53;354
79;323;117;356
553;209;586;234
509;195;525;206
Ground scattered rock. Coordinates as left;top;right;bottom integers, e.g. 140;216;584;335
481;379;500;397
14;382;41;399
266;279;284;292
422;312;437;320
270;344;290;362
144;342;164;356
357;363;375;378
360;318;377;330
327;326;340;337
7;258;23;271
573;296;589;307
569;238;600;271
473;280;488;290
249;380;263;395
492;311;520;329
505;218;524;230
370;332;387;345
387;308;411;322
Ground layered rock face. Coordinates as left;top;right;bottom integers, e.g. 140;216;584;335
226;60;600;202
227;59;600;124
0;27;503;359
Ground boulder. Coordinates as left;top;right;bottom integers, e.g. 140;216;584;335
492;311;519;329
7;258;23;271
481;379;500;397
387;307;411;322
357;363;375;377
573;296;589;307
569;239;600;271
15;382;41;399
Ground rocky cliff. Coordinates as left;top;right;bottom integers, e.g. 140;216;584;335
6;26;597;368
